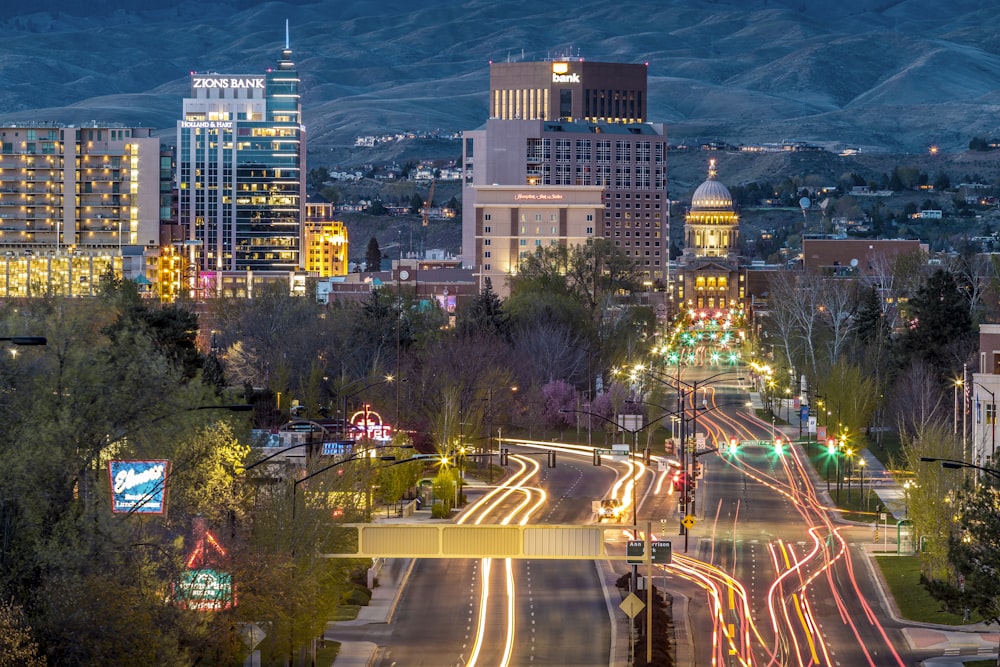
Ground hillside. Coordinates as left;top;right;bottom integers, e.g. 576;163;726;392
1;0;1000;162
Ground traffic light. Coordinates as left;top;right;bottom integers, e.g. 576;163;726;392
728;437;739;455
774;436;784;455
693;461;703;479
500;448;509;466
827;438;837;455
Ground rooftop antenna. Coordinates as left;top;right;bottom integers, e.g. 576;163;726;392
285;19;289;49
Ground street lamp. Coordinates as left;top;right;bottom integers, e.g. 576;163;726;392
858;457;866;510
0;336;46;346
919;456;1000;482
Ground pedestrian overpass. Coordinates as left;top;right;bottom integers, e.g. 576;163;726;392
323;524;648;560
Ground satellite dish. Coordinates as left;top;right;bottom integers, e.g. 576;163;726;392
799;196;811;210
850;258;859;268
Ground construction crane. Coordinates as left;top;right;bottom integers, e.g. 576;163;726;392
421;179;435;227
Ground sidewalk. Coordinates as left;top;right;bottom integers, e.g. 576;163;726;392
324;555;412;667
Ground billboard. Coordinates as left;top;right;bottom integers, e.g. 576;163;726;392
108;460;170;514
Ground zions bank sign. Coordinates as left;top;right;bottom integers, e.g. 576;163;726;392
551;62;580;84
191;74;266;91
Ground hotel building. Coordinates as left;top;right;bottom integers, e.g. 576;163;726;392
176;38;305;297
462;59;668;296
0;123;161;297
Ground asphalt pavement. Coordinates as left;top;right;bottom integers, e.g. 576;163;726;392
324;402;1000;667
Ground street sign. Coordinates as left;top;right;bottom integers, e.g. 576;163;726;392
651;540;672;564
682;515;696;530
626;539;644;564
620;592;645;618
595;449;615;456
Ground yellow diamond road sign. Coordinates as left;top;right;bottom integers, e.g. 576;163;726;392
682;515;697;530
620;592;645;618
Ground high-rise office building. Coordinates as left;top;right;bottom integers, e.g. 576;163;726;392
176;32;305;296
489;60;648;123
463;59;667;295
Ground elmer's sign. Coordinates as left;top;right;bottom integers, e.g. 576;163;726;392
108;460;170;514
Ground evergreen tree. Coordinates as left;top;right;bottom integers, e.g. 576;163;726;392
895;269;975;378
456;277;509;341
853;285;885;347
365;236;382;272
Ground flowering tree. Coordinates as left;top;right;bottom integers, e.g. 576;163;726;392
541;380;577;430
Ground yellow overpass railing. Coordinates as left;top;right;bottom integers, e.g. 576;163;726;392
322;524;643;560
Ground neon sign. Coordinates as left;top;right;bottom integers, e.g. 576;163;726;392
350;406;393;441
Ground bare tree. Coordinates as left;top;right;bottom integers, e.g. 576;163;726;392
819;278;856;366
761;270;802;371
891;360;949;438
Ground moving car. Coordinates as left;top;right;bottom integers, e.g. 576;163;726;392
596;498;624;522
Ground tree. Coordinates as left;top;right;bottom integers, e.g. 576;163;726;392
969;136;990;152
938;482;1000;637
933;171;951;191
541;380;576;431
900;421;965;580
456;277;509;341
895;269;976;379
408;192;424;214
365;236;382;272
0;598;46;667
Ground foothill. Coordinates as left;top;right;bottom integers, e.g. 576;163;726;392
2;7;1000;667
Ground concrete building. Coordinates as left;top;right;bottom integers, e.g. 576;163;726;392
176;32;305;297
0;123;161;297
472;185;604;295
488;60;648;123
802;238;927;276
972;324;1000;470
462;59;668;292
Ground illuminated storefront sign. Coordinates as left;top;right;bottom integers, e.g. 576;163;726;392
173;526;235;612
350;407;393;441
514;193;564;201
174;569;234;612
108;460;170;514
191;75;265;90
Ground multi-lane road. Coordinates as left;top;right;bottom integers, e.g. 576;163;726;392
348;368;927;666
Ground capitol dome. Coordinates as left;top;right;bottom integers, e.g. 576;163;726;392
690;159;734;210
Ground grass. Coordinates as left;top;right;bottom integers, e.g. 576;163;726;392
328;604;361;621
875;556;981;625
316;643;340;665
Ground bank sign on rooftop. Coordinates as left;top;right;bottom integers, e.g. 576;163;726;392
552;62;580;83
190;74;266;91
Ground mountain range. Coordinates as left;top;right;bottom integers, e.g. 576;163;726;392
2;0;1000;165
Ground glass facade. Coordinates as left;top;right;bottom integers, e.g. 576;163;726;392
177;44;304;283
